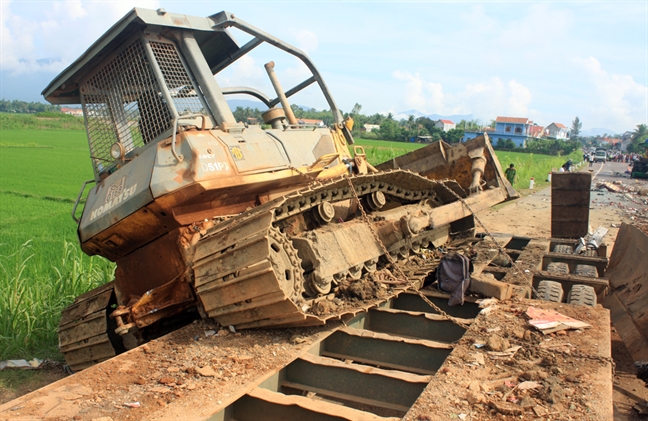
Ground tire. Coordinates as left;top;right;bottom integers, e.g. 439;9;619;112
567;285;597;307
546;262;570;275
536;280;564;303
552;244;573;254
574;264;598;278
581;249;598;257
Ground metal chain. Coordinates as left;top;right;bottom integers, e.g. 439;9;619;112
344;175;472;330
438;182;540;297
289;165;323;186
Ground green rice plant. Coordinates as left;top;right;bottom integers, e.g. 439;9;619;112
0;113;85;131
354;138;425;152
495;149;583;191
0;241;114;360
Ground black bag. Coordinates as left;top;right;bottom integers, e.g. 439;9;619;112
437;252;472;306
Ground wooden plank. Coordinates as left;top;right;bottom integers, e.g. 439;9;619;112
551;206;590;222
551;172;592;189
247;387;399;421
550;221;588;239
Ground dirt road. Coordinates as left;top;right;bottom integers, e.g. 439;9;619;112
475;161;648;420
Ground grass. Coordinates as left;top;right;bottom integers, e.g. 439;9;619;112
0;112;85;131
495;149;584;191
353;138;425;166
0;241;112;360
0;117;114;362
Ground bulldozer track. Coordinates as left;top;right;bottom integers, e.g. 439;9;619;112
57;282;120;372
190;171;465;330
59;171;468;370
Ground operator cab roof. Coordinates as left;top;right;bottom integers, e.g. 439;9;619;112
42;8;239;104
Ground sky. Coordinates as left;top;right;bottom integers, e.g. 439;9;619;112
1;1;647;134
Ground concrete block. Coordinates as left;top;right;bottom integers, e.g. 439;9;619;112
469;273;514;300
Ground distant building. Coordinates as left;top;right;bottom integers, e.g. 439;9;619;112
364;124;380;133
545;122;569;140
60;107;83;116
601;137;622;149
434;119;456;132
297;118;324;127
528;124;545;139
463;116;534;147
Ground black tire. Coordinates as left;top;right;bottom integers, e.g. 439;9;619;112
536;280;564;303
567;285;597;307
574;264;598;278
553;244;573;254
546;262;570;275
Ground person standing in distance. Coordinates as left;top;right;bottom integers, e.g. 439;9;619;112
505;163;517;185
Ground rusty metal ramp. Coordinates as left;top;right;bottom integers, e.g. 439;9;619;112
604;223;648;362
0;291;614;420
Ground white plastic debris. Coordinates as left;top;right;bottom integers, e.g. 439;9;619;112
123;402;141;408
0;359;43;370
204;330;216;337
229;325;236;333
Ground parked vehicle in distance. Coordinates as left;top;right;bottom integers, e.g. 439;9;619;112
594;150;607;163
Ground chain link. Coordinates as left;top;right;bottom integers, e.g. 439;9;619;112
438;182;540;298
289;165;323;186
343;175;472;330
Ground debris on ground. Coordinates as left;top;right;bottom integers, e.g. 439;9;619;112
405;299;612;421
526;306;591;334
0;359;43;370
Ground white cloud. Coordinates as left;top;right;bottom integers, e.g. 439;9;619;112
293;29;318;55
216;55;267;88
1;0;160;75
391;70;533;120
575;56;648;130
497;3;571;51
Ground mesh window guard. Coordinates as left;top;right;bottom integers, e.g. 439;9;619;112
81;38;179;173
149;41;206;117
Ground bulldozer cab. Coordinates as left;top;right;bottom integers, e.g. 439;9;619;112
42;8;350;181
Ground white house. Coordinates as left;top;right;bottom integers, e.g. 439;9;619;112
545;122;569;140
434;119;456;132
60;107;83;116
364;124;380;133
297;118;325;127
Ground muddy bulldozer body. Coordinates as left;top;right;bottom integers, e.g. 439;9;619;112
43;8;516;371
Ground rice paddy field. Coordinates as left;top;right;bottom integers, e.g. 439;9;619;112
353;138;424;165
0;117;113;361
0;114;581;363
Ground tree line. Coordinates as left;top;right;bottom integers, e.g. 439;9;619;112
233;102;472;144
494;138;582;156
0;99;61;114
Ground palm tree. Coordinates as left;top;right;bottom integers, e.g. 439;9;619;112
632;124;647;142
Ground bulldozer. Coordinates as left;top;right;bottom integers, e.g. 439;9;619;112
43;8;517;371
